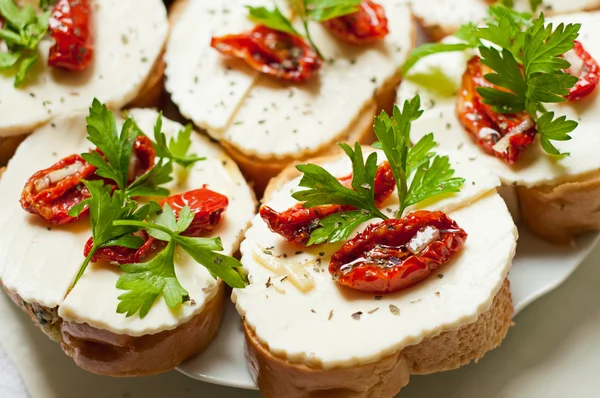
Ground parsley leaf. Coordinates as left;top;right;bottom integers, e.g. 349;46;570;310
537;111;577;155
293;142;388;220
150;115;205;168
307;210;376;245
82;99;138;191
304;0;361;22
68;181;157;288
0;0;49;86
246;5;300;36
374;97;465;216
125;158;173;198
116;240;189;318
113;204;247;318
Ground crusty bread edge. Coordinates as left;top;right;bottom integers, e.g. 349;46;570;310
245;153;514;397
244;280;512;398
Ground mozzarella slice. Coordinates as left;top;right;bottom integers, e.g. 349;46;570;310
398;12;600;188
412;0;600;37
0;0;168;137
233;150;517;368
0;109;256;336
165;0;414;158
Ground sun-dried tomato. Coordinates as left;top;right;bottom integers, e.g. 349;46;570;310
20;154;97;225
128;136;156;183
211;25;322;83
260;161;395;245
323;0;389;44
564;40;599;101
456;56;536;164
162;187;229;237
48;0;94;71
83;231;159;265
329;210;467;293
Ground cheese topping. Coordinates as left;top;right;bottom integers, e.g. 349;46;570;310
0;110;256;336
233;150;517;368
398;12;600;188
412;0;600;36
165;0;414;159
0;0;168;137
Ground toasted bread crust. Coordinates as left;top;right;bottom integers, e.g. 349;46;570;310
244;279;512;398
517;172;600;244
2;280;225;377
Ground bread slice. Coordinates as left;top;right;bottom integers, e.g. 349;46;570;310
0;109;256;377
235;149;516;397
245;279;512;398
165;0;413;195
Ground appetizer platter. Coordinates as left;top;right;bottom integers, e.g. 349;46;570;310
1;0;599;397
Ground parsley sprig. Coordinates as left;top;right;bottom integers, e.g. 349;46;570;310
247;0;361;58
0;0;50;86
402;3;581;157
82;100;204;198
296;95;465;245
113;204;246;318
67;101;238;318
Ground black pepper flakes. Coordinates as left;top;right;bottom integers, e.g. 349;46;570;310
328;310;334;320
351;311;363;320
389;304;400;315
368;307;379;314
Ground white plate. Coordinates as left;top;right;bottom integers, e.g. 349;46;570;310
177;228;600;390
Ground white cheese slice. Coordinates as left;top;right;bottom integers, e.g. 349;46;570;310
398;12;600;188
233;150;517;369
0;0;168;137
0;109;256;336
412;0;600;36
165;0;414;158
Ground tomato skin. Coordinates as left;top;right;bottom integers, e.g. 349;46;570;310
129;136;156;183
565;40;600;101
329;211;467;294
83;231;159;265
211;25;322;83
48;0;94;71
323;1;389;44
456;56;536;165
20;154;97;225
260;161;396;245
162;187;229;237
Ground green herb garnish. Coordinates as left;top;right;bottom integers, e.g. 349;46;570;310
402;3;580;157
296;95;465;245
246;0;362;58
113;204;247;318
0;0;50;86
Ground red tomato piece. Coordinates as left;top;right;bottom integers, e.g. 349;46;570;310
260;161;396;245
564;40;600;101
323;0;389;44
456;56;536;165
329;210;467;294
211;25;322;83
20;154;97;225
162;187;229;237
48;0;94;71
128;136;156;183
83;231;159;265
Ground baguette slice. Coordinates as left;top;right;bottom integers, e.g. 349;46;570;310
398;12;600;244
0;109;256;376
412;0;600;41
0;0;170;164
233;149;517;397
165;0;414;194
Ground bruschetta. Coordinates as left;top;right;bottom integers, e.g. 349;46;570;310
164;0;416;192
399;8;600;243
0;104;256;376
233;96;517;397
